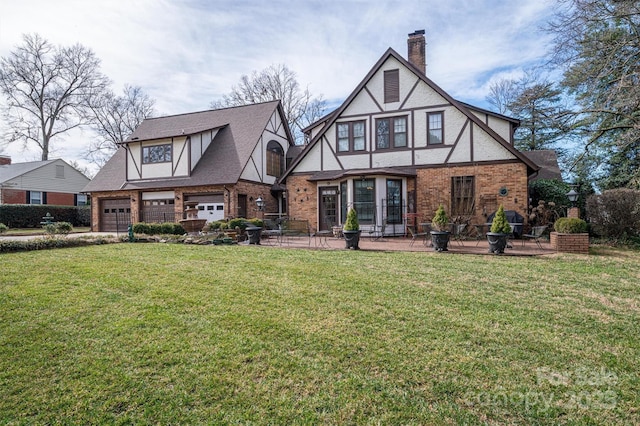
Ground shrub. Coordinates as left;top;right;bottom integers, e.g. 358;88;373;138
132;222;185;235
55;222;73;234
248;218;263;228
529;179;571;212
490;205;512;234
431;205;449;232
343;207;359;231
207;220;226;231
586;189;640;238
554;217;588;234
0;236;113;253
0;205;90;228
228;217;252;230
0;223;8;234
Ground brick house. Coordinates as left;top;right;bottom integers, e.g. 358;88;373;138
0;156;90;206
279;30;539;235
82;101;294;232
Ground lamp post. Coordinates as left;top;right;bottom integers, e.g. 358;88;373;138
566;186;579;218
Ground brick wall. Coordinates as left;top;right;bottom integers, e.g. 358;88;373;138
0;189;76;206
46;192;75;206
1;188;26;204
417;162;529;224
286;175;318;223
567;207;580;219
550;232;589;254
287;162;530;229
89;182;277;231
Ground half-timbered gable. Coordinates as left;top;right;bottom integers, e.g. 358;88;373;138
282;31;538;235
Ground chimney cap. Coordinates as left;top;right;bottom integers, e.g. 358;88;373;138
409;29;425;36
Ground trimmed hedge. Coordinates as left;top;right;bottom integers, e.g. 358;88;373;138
0;236;112;254
0;205;90;228
132;222;186;235
554;217;588;234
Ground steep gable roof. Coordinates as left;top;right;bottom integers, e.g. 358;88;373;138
84;100;290;192
282;48;538;180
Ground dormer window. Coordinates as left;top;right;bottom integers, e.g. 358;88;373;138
142;144;172;164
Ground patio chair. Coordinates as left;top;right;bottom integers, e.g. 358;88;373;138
451;223;467;246
313;216;335;248
522;225;547;249
407;225;428;247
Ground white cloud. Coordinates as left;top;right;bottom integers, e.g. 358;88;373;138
0;0;557;174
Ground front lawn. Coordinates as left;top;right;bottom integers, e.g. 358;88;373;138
0;244;638;424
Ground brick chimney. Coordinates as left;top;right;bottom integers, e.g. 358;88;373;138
407;30;426;75
0;155;11;166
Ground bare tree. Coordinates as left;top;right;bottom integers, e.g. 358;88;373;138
212;64;325;144
485;78;517;115
87;85;155;166
0;34;110;160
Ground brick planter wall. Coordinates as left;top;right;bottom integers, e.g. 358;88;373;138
550;231;589;254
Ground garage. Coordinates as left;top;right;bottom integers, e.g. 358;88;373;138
100;198;132;232
186;194;225;222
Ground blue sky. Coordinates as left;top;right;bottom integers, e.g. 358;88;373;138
0;0;556;173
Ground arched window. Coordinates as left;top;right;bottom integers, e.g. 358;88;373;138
266;141;284;177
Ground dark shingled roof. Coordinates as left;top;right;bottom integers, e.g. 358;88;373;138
522;150;563;181
282;48;539;181
84;101;285;192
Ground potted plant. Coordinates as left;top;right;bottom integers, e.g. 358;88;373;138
487;204;512;254
342;207;361;250
430;205;450;252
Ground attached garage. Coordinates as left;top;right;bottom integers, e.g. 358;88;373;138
140;191;176;223
186;193;225;222
100;198;131;232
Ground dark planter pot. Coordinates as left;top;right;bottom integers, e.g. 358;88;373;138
487;232;508;254
343;230;361;250
430;230;450;252
245;226;262;245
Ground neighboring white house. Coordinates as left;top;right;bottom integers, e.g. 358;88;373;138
0;156;90;206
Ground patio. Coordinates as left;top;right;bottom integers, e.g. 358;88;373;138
259;233;555;256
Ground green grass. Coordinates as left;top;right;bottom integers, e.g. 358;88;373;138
0;244;638;424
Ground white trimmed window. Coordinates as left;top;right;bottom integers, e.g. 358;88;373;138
30;191;43;205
